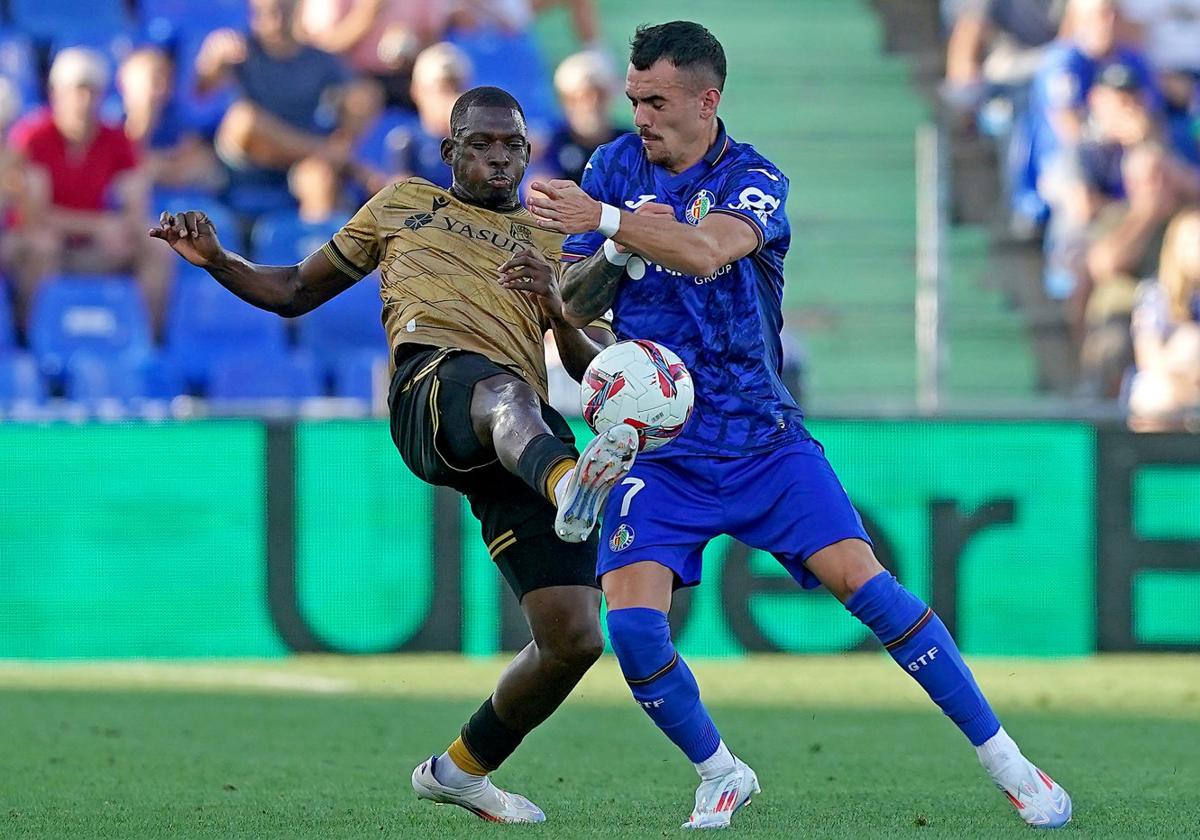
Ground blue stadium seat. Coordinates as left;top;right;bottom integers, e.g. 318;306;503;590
354;108;420;172
207;351;323;401
157;193;241;252
448;24;559;134
0;281;15;351
64;352;184;403
332;348;384;401
139;0;248;47
0;352;45;406
28;276;152;375
10;0;131;42
296;275;384;378
165;274;287;390
0;30;41;115
250;211;344;266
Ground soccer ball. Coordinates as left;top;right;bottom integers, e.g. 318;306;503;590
580;339;694;452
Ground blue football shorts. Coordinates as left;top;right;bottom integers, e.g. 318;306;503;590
596;438;871;589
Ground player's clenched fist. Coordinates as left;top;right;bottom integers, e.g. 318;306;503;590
148;210;224;268
526;179;603;235
496;247;565;320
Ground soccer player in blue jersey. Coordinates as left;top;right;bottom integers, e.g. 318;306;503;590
528;20;1073;831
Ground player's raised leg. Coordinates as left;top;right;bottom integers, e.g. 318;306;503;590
603;561;759;830
466;370;637;542
409;360;622;822
806;539;1072;828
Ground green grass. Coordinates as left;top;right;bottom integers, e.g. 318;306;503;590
3;655;1199;838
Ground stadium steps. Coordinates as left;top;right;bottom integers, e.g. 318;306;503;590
535;0;1038;405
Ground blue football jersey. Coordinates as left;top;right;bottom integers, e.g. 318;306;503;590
563;120;808;457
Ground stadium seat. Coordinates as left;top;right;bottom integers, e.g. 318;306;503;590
354;108;420;173
0;30;41;115
295;275;384;378
165;274;288;390
207;351;323;401
139;0;248;47
448;24;559;134
250;211;344;266
9;0;131;42
0;281;15;351
332;348;385;401
0;352;45;406
28;276;152;375
64;352;183;403
157;193;241;251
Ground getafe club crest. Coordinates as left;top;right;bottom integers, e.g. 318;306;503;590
685;190;715;225
609;523;635;552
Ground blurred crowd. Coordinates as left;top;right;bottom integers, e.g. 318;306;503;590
0;0;633;416
942;0;1200;428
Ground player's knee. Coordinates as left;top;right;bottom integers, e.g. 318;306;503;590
537;619;603;673
808;539;885;601
606;607;672;678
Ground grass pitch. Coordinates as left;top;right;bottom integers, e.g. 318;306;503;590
2;654;1198;839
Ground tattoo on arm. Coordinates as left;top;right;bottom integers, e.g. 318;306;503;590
561;251;625;325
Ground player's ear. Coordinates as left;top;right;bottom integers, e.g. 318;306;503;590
699;87;721;120
440;137;455;166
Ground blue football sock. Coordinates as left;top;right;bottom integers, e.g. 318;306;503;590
846;571;1001;746
606;607;722;763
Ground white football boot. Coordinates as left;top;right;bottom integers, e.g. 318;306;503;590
553;423;638;543
411;755;546;824
988;755;1072;828
682;757;760;830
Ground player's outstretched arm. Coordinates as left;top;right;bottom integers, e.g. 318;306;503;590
149;210;358;317
529;179;759;279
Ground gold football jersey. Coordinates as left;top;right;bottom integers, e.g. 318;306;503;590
321;178;567;399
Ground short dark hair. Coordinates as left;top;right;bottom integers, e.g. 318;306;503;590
450;86;526;135
629;21;726;91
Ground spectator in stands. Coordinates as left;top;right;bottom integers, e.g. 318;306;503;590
450;0;600;45
298;0;452;109
7;49;169;329
0;76;53;332
1081;142;1197;395
1128;206;1200;427
117;47;223;193
536;51;628;184
943;0;1066;112
197;0;380;210
1024;0;1159;227
392;42;471;188
1121;0;1200;117
1075;62;1163;201
446;0;604;141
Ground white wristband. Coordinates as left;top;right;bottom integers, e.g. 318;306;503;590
596;203;621;238
602;238;631;266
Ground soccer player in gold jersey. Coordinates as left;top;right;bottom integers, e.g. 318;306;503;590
151;86;638;824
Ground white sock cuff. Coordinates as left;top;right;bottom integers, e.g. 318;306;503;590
695;741;735;779
975;727;1019;765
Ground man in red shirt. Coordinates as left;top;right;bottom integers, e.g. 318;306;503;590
8;48;170;329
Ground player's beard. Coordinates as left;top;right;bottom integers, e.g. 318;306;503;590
640;133;670;166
